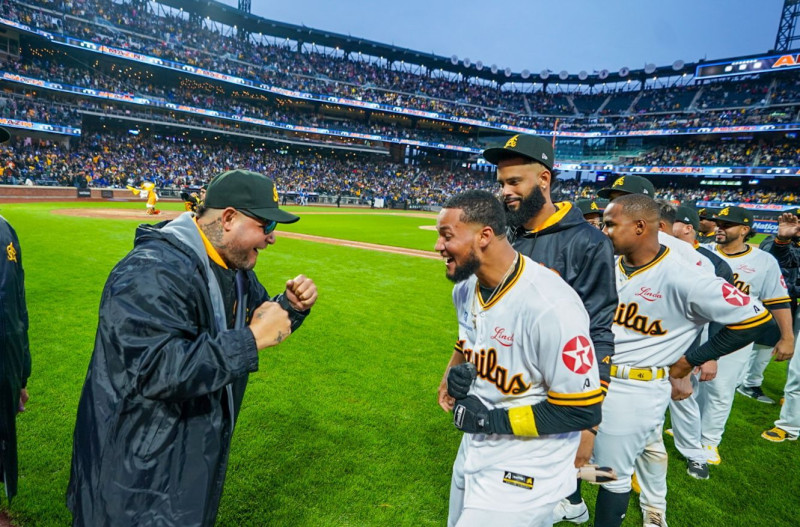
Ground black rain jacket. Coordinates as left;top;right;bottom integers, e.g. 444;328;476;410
510;202;617;383
0;216;30;503
67;213;306;526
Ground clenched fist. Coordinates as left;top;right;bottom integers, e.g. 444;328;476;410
249;301;292;349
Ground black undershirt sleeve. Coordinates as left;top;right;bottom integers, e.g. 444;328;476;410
685;318;776;366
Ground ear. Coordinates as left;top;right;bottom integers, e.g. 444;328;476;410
220;208;238;231
635;219;646;235
477;225;494;248
537;167;552;190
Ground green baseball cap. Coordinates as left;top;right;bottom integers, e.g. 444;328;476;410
675;205;700;231
597;175;656;199
712;206;753;226
574;198;607;216
696;207;712;220
482;134;554;170
204;169;299;224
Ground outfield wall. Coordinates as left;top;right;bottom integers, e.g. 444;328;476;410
0;185;143;200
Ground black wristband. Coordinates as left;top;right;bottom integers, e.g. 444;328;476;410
587;427;598;436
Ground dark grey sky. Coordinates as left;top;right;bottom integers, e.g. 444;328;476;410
226;0;787;74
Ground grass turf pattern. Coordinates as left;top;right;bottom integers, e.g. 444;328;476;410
0;202;795;526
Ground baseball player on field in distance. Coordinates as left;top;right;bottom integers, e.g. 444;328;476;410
697;206;794;464
575;199;608;230
762;211;800;442
661;204;735;483
593;194;775;527
451;135;616;525
434;190;603;527
695;208;718;245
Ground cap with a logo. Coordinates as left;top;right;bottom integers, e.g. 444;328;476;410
482;134;554;170
696;207;711;220
712;206;753;226
597;175;655;199
574;198;607;216
674;205;700;231
204;169;299;223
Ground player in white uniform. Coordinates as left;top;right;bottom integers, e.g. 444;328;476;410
762;212;800;442
665;205;735;481
433;190;602;527
697;206;794;464
593;195;775;527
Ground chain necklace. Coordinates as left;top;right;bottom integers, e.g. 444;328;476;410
471;253;519;329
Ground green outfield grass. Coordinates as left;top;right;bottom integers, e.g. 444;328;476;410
0;202;796;526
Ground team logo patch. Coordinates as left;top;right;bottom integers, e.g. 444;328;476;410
491;327;514;347
502;470;534;490
272;185;279;203
719;207;730;216
780;275;787;289
504;135;519;148
613;176;625;187
590;201;599;210
6;242;16;263
722;282;750;306
562;336;594;374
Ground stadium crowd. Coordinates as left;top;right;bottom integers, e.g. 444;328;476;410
2;130;799;207
4;0;800;136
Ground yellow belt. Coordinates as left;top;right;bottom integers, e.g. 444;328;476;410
610;365;669;381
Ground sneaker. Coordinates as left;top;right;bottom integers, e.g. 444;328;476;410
704;444;721;465
761;426;799;442
664;428;674;437
686;459;709;480
643;509;668;527
552;498;589;524
736;385;775;404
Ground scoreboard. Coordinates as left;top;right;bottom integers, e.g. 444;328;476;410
696;52;800;79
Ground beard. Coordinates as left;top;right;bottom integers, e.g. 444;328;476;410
447;249;480;283
504;186;547;229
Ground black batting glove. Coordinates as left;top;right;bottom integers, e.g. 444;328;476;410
452;396;512;435
447;362;477;399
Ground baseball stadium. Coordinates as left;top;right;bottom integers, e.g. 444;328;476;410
0;0;798;525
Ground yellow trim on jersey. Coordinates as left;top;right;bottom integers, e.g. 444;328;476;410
525;202;571;234
194;218;228;269
763;297;792;306
726;310;773;330
547;388;604;406
453;339;464;354
715;245;753;258
617;247;671;279
476;256;526;310
508;406;539;437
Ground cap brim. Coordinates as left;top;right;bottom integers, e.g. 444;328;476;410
482;147;511;165
596;187;619;199
0;127;10;143
250;207;300;224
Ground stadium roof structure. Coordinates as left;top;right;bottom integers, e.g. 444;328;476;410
156;0;705;84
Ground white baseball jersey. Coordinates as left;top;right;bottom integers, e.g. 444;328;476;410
612;247;769;369
712;245;790;305
658;231;714;275
450;254;601;512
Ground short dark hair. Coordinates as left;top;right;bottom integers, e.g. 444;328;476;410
612;193;660;223
657;200;677;225
443;190;506;237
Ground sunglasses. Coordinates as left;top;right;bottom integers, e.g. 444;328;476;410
238;210;278;234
